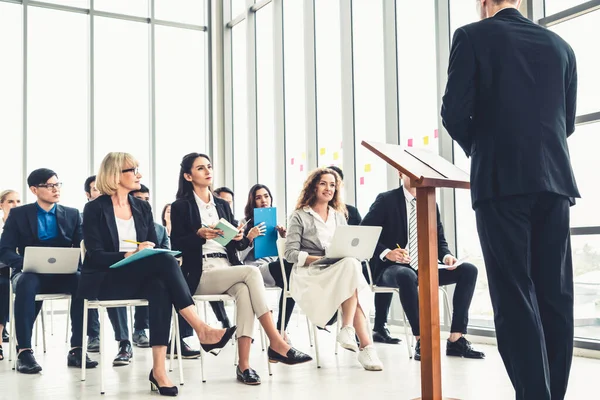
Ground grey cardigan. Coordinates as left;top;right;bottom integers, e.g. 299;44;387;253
284;207;347;265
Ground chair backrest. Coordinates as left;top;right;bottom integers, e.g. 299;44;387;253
276;238;289;292
364;260;375;291
80;240;86;260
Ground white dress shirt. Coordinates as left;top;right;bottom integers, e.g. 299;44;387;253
296;206;337;267
379;186;452;264
193;191;228;263
115;216;138;252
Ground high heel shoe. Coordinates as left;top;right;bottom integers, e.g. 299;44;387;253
149;369;178;397
200;326;237;356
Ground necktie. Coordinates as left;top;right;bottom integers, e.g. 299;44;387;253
409;198;418;270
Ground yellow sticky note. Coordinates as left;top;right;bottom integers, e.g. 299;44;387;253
319;148;326;155
423;136;429;145
333;152;339;160
301;152;306;160
364;164;371;173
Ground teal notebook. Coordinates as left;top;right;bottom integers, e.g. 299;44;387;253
254;207;278;259
212;218;240;247
110;248;181;269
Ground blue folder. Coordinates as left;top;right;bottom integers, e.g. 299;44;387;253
109;248;181;269
253;207;278;259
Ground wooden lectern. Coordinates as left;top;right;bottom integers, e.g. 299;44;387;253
362;141;470;400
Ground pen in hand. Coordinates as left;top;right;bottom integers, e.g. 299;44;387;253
123;239;142;245
202;224;226;238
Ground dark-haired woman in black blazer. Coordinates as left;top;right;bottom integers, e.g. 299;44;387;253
170;152;312;385
80;152;236;396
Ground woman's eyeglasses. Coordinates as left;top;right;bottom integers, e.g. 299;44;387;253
121;167;140;175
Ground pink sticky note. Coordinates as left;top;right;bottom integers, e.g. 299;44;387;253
408;138;413;147
434;129;439;138
291;158;295;165
360;177;365;185
300;164;304;172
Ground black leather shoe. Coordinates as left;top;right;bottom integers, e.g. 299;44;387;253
167;340;201;359
267;347;312;365
67;347;98;368
149;369;178;396
16;350;42;374
372;326;401;344
414;339;421;361
446;337;485;359
236;366;261;385
200;326;237;356
113;341;133;366
2;328;8;343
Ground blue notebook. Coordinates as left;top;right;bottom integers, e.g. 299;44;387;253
110;248;181;269
253;207;278;259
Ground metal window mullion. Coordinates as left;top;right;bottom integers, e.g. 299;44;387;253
272;0;286;222
22;0;28;200
539;0;600;26
149;0;157;215
28;0;87;14
526;0;545;22
223;0;234;189
304;0;318;172
226;12;246;28
382;0;399;191
250;0;272;13
246;0;258;186
89;0;95;175
575;111;600;125
154;19;207;31
340;0;356;205
206;0;215;165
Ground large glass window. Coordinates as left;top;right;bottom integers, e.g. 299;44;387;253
231;0;246;19
0;3;23;194
95;0;148;17
232;21;250;218
256;4;277;197
94;18;149;181
397;0;440;153
545;1;591;16
353;0;386;215
27;8;88;210
155;25;206;215
550;10;600;116
156;0;205;25
43;0;88;7
283;0;307;215
315;0;343;171
572;234;600;341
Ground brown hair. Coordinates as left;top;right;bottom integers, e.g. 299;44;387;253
295;167;347;217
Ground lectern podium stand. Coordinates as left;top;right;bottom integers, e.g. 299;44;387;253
362;141;470;400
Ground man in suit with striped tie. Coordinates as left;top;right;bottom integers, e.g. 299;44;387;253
361;173;484;361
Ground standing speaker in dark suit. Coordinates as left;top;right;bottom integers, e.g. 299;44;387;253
441;3;579;399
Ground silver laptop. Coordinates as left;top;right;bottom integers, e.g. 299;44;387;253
310;225;382;266
23;247;81;274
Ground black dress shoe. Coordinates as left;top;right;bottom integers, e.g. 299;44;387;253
16;350;42;374
200;326;237;356
67;347;99;368
267;347;313;365
414;339;421;361
2;327;8;343
113;340;133;366
149;369;178;396
446;337;485;359
167;340;201;359
372;326;401;344
236;366;261;385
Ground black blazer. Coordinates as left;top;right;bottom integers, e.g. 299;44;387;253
441;8;579;208
0;203;82;274
361;188;451;283
78;194;158;299
170;192;250;294
346;204;362;226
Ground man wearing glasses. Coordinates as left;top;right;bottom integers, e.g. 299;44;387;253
0;168;98;373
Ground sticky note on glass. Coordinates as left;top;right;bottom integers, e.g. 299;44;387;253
359;177;365;185
319;148;326;155
291;158;295;165
423;136;429;145
364;164;371;173
434;129;439;138
301;152;306;160
333;152;339;160
300;164;304;172
408;138;413;147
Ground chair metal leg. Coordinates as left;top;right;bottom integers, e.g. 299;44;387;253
81;301;89;381
232;302;238;365
174;309;184;385
265;326;272;376
306;315;314;347
402;311;413;358
169;323;175;372
259;324;266;351
41;304;47;353
50;300;54;335
99;306;106;395
312;324;321;368
129;306;134;341
66;297;71;343
334;309;341;355
8;289;14;365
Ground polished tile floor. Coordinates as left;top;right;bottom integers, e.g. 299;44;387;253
0;307;598;400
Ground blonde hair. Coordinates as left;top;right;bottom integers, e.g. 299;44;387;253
96;152;139;196
0;190;18;204
295;167;347;217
